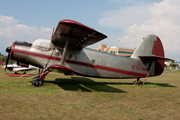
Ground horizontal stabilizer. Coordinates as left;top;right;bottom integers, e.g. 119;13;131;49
139;56;172;61
139;55;172;76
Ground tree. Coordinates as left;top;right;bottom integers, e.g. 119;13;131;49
170;63;177;67
0;55;16;63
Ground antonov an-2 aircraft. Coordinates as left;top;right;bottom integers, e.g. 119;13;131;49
5;19;169;87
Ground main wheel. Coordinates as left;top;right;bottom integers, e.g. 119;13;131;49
32;77;44;87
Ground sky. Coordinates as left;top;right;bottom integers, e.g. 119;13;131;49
0;0;179;61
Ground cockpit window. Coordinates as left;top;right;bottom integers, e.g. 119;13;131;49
32;39;54;51
15;41;32;47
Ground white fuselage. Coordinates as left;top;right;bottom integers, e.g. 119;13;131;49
11;39;151;79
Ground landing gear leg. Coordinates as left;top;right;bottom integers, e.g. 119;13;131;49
31;69;49;87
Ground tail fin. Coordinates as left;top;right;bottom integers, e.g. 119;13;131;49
131;34;167;76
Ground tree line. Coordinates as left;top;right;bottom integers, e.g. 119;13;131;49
0;53;15;64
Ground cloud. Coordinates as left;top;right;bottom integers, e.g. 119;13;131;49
14;24;52;40
0;15;17;27
99;0;180;60
99;4;150;29
0;15;52;55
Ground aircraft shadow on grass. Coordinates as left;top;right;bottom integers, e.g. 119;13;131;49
141;82;177;87
44;77;176;93
45;77;128;93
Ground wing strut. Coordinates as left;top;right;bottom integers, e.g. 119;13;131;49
60;40;70;66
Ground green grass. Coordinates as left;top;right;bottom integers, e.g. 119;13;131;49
0;66;180;120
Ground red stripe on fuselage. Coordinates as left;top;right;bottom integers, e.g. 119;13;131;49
13;48;148;77
14;49;61;61
66;59;148;77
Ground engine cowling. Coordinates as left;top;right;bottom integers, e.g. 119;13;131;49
10;41;31;64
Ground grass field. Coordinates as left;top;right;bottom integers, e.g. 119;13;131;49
0;66;180;120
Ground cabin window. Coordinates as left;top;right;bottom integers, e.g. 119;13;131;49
56;52;60;57
32;39;53;51
92;59;95;64
68;55;72;59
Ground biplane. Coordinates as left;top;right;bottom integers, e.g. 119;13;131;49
5;19;169;87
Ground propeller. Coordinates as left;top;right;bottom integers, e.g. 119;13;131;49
4;47;11;73
4;30;14;73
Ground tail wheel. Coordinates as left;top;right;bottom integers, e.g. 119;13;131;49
137;78;143;85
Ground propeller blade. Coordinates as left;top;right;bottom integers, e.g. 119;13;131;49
4;29;14;73
4;47;11;73
10;27;14;47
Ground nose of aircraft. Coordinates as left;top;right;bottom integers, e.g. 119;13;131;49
4;45;12;73
6;46;11;53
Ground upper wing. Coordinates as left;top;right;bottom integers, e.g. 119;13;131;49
51;19;107;48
